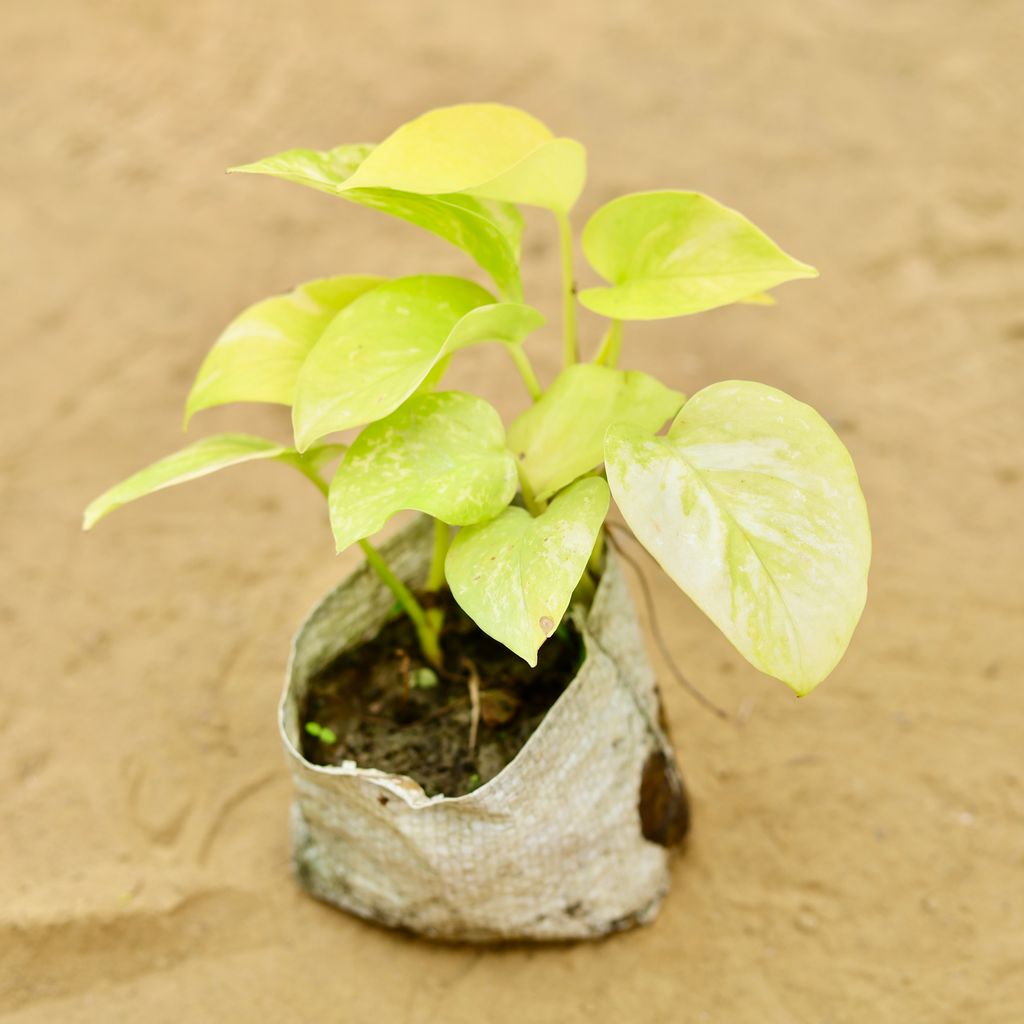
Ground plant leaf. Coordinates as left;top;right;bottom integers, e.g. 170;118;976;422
83;434;311;530
605;381;870;694
292;276;543;450
230;143;375;194
231;144;524;299
184;276;385;425
507;364;684;501
352;190;525;299
339;103;586;212
329;392;518;551
446;477;610;665
580;190;818;320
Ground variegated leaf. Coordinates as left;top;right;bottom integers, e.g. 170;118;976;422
230;144;524;299
329;392;518;551
292;276;543;450
184;275;384;424
446;477;610;665
83;434;329;529
605;381;870;694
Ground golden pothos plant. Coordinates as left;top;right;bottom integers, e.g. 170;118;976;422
85;103;870;696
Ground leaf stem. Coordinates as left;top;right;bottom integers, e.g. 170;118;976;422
358;538;443;669
556;211;578;367
505;344;542;401
571;567;597;607
587;527;606;577
593;319;623;367
293;458;443;668
517;463;545;517
289;456;332;498
426;518;450;591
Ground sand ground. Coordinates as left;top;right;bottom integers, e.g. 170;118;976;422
2;0;1023;1020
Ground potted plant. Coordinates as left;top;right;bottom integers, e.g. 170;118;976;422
84;103;871;942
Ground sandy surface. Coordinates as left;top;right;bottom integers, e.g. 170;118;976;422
2;0;1023;1020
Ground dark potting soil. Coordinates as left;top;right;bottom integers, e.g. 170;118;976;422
299;588;585;797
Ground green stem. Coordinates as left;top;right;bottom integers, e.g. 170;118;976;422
426;518;449;591
505;344;542;401
571;567;597;608
293;458;443;669
517;462;545;517
556;211;578;367
587;527;606;577
358;539;443;668
593;319;623;367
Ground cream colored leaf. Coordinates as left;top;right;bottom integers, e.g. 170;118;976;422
605;381;870;694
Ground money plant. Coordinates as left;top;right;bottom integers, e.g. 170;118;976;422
84;103;870;696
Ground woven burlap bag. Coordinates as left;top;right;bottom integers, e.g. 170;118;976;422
279;516;684;941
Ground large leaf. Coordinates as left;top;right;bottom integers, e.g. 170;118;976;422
605;381;870;694
329;392;518;552
580;190;818;320
292;276;543;450
184;275;384;425
340;103;586;213
507;364;684;501
82;434;321;530
446;477;610;665
231;144;524;299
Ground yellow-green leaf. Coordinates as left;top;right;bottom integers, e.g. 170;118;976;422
184;276;384;425
605;381;870;694
329;392;518;551
340;103;586;213
231;144;524;299
230;144;374;195
445;477;610;665
292;276;543;450
580;190;818;320
83;434;299;530
507;364;683;501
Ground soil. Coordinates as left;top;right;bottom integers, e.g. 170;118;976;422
299;590;584;796
4;2;1023;1021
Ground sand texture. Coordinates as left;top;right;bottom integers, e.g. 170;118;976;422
2;0;1022;1020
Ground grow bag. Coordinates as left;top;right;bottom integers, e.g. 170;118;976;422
279;516;687;941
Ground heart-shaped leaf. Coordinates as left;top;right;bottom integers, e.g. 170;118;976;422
329;392;518;552
184;275;384;425
507;364;684;501
605;381;870;694
446;477;610;665
340;103;586;213
231;144;524;299
580;191;818;320
292;276;543;450
82;434;327;530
